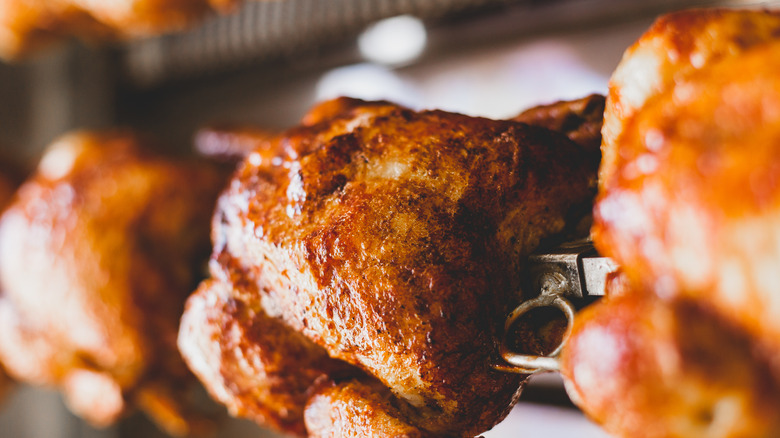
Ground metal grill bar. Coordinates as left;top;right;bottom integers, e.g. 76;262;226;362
123;0;522;86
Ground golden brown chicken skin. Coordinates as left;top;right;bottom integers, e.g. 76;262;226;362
180;278;437;437
563;9;780;438
178;97;600;437
561;289;780;438
0;131;228;435
304;379;436;438
0;0;239;58
599;8;780;189
595;17;780;353
179;278;358;436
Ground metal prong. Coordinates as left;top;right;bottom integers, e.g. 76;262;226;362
495;239;616;374
581;256;618;297
527;239;616;298
497;287;576;374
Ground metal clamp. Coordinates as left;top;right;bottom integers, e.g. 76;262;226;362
495;239;616;374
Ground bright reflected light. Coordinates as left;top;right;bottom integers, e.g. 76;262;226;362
358;15;427;66
414;41;608;119
39;135;82;180
316;63;421;107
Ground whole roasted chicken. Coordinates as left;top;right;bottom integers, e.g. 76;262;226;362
178;96;602;437
0;0;239;58
0;131;228;435
561;9;780;438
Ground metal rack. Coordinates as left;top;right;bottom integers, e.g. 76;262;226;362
121;0;727;87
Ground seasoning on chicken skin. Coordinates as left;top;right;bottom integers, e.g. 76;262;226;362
0;131;228;435
304;378;435;438
178;97;601;436
180;278;358;436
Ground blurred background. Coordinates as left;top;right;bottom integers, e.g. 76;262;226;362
0;0;773;436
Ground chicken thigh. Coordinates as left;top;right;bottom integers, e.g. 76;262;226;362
0;131;228;434
179;97;601;437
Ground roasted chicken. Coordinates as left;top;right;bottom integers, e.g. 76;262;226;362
0;0;239;58
178;97;602;437
561;9;780;438
0;131;228;434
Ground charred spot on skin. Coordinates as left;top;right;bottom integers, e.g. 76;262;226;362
331;174;348;193
323;134;361;164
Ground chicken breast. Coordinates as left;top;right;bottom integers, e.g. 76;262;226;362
599;8;780;189
594;16;780;353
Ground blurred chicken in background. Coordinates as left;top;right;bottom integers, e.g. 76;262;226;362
562;9;780;438
0;131;229;435
0;0;241;58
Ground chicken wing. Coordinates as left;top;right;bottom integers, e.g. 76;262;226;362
513;94;605;154
562;9;780;437
0;131;228;434
178;97;601;436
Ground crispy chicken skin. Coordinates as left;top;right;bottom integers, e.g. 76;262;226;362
179;97;601;436
562;9;780;438
179;278;356;436
0;132;228;434
304;379;435;438
0;0;239;58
